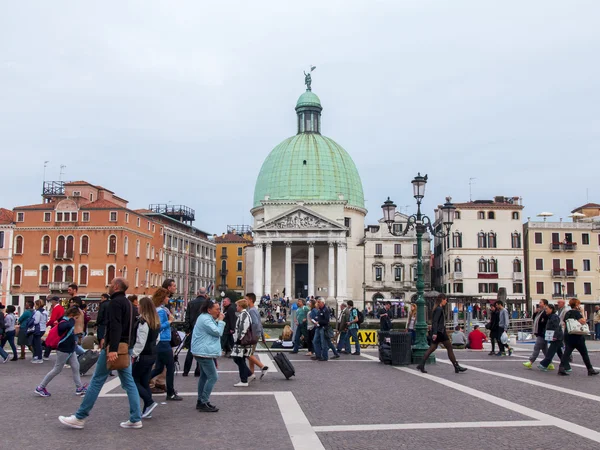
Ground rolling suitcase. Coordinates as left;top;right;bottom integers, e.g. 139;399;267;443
78;350;99;376
266;347;295;380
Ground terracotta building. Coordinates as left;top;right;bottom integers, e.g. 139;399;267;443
214;226;253;296
10;181;164;312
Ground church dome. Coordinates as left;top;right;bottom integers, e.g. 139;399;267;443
253;83;365;210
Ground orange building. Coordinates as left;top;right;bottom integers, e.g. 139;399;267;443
214;226;253;296
10;181;164;312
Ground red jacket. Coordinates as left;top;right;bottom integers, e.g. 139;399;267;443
468;329;487;350
47;304;65;327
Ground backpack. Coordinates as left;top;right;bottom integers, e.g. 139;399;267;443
354;308;365;328
26;313;39;336
45;318;74;349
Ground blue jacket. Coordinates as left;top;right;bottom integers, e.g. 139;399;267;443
157;307;171;342
191;313;225;358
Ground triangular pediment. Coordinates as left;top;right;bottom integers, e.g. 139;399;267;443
256;206;346;231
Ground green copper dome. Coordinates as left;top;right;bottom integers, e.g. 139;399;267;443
253;88;365;209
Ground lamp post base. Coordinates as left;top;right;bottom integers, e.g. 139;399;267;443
411;347;436;365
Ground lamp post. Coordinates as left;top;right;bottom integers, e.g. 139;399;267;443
382;173;455;363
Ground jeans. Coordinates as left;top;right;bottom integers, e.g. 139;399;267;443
539;341;562;368
409;329;416;346
150;341;176;396
337;331;348;352
307;328;315;353
75;345;85;356
132;355;156;410
346;327;360;354
560;335;594;371
32;334;43;360
313;327;322;358
75;349;141;423
233;356;251;383
0;343;8;360
595;323;600;340
1;330;17;359
40;351;82;388
195;357;218;403
293;322;307;352
528;336;547;363
325;328;339;357
315;327;328;360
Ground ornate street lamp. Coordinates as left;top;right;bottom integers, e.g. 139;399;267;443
382;173;455;363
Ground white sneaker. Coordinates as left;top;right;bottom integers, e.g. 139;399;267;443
59;415;85;429
120;420;143;429
248;374;256;382
234;382;249;387
43;357;50;361
141;402;158;419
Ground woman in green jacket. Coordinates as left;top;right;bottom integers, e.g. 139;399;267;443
17;300;34;359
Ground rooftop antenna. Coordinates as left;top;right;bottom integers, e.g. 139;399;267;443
59;164;66;181
469;177;476;202
43;161;49;182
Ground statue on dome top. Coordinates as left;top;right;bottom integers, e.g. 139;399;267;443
304;65;316;91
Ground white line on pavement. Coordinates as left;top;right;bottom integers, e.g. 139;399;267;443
98;376;123;397
258;352;278;373
510;353;589;369
313;420;550;432
275;391;325;450
101;390;279;398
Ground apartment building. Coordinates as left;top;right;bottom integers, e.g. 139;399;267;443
215;226;253;296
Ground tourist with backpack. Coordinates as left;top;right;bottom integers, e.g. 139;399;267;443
345;300;361;355
1;305;18;361
35;306;88;397
29;299;48;363
17;300;34;359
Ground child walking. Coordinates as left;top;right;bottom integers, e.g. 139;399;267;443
35;307;88;397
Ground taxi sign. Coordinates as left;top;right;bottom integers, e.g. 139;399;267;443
349;330;379;347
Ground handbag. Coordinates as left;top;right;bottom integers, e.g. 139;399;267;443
500;331;508;345
107;302;133;371
566;318;590;335
170;325;182;348
240;312;258;346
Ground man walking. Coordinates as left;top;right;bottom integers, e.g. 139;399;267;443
59;278;141;429
523;299;549;369
183;288;208;376
336;303;350;354
346;300;360;355
292;299;308;353
221;297;237;356
246;293;269;380
378;301;392;332
495;301;512;356
43;296;65;360
594;306;600;341
95;293;110;348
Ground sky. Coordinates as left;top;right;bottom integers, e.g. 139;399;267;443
1;1;599;234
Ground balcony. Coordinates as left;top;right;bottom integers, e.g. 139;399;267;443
219;270;228;276
552;293;563;299
551;269;565;277
550;243;562;251
54;250;74;260
513;272;524;281
49;282;70;292
565;269;578;278
374;253;383;258
477;272;498;279
563;243;577;251
393;253;402;258
453;272;463;280
220;254;228;259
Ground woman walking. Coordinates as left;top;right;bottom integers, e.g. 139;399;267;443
537;304;562;371
558;298;599;376
306;299;317;357
17;300;34;359
35;307;88;397
192;299;225;412
487;304;500;356
132;297;161;419
31;300;48;363
407;304;417;345
149;288;182;401
416;294;467;374
2;305;19;361
231;299;254;387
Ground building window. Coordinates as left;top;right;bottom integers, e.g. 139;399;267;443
237;277;243;287
54;265;63;283
108;235;117;254
80;266;88;286
375;244;382;255
584;283;592;295
43;212;51;222
57;235;65;256
123;266;128;281
221;247;227;257
455;211;461;220
534;232;543;244
454;258;462;272
393;223;402;234
237;261;243;271
159;249;163;262
160;227;163;236
488;258;498;273
582;233;590;245
512;212;519;220
135;268;139;287
394;265;402;281
536;282;544;294
454;283;463;293
66;236;74;258
80;212;89;222
124;236;129;255
13;266;22;285
478;211;485;219
16;212;24;222
478;283;488;293
125;213;129;223
146;243;150;259
566;282;575;296
487;232;497;248
40;265;49;286
513;283;523;294
137;217;141;227
478;258;487;273
452;232;462;248
147;221;151;231
15;236;23;254
375;266;383;281
42;235;50;254
413;244;417;255
488;211;495;220
583;259;591;271
489;283;499;293
394;244;401;255
151;246;155;260
109;211;118;222
89;193;93;201
81;236;89;254
0;231;3;248
511;232;521;249
65;265;74;283
477;232;487;248
136;240;140;258
535;259;544;270
513;258;522;272
107;265;116;285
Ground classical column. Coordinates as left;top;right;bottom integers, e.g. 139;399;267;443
253;243;263;297
284;241;292;300
308;241;315;298
328;241;336;299
336;242;347;300
264;242;272;296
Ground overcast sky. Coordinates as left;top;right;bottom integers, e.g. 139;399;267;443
2;1;599;234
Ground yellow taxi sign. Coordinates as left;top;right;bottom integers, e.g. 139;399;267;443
349;330;378;347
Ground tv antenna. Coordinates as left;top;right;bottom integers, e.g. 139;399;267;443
43;161;50;182
59;165;67;181
469;178;476;202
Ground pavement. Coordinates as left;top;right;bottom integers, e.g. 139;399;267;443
2;342;600;450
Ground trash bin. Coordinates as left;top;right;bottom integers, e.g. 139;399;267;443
389;331;412;366
378;331;392;364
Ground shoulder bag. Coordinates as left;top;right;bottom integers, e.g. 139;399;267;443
240;311;258;346
566;318;590;335
107;302;133;370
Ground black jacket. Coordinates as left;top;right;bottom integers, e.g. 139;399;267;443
185;295;207;333
105;291;134;353
534;311;548;337
489;310;500;332
317;306;331;328
545;313;564;342
224;303;237;333
379;307;392;331
431;306;446;337
96;299;110;326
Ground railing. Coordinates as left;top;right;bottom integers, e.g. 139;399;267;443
566;269;578;277
564;243;577;251
552;293;564;299
454;272;463;280
54;250;74;260
551;269;565;277
49;282;70;291
513;272;523;281
550;243;562;251
219;270;228;276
